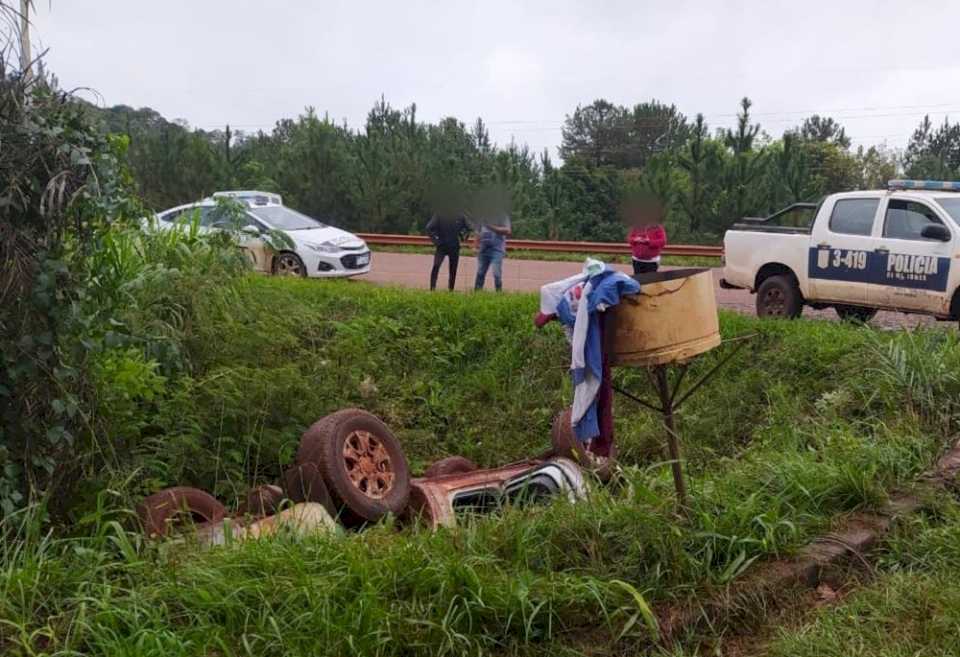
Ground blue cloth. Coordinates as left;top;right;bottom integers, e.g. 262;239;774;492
555;267;640;442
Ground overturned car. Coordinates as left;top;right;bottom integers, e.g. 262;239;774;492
136;408;589;541
408;456;587;529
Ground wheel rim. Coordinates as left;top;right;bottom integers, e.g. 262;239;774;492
342;430;394;499
763;288;786;316
276;254;304;276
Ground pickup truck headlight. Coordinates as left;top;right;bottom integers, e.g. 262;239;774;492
305;242;339;254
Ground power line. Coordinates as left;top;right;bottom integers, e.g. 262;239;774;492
703;102;960;119
484;102;960;126
502;109;960;131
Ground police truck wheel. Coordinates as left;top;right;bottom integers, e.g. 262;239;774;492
834;305;877;324
756;275;803;319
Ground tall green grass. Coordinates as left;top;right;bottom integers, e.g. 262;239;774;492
765;508;960;657
126;276;890;503
2;277;958;655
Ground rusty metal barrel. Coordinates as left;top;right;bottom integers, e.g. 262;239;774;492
605;268;720;367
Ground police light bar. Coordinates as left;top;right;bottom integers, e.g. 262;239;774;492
888;179;960;192
213;190;283;205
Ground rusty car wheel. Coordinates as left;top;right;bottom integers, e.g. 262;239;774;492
550;406;617;481
342;429;395;497
137;486;226;538
242;484;286;517
297;409;410;525
550;407;577;458
423;456;478;478
282;463;336;517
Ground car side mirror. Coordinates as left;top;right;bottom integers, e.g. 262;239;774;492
922;224;951;241
241;224;262;236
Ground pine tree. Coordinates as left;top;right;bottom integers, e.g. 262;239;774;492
724;97;764;225
678;113;709;232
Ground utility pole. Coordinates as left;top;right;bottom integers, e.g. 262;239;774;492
19;0;32;82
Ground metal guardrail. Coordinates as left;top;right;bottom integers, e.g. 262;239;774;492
357;233;723;257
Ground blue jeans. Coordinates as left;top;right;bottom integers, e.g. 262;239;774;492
474;247;504;291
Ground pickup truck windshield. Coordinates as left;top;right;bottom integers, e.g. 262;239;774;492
250;206;327;231
936;197;960;224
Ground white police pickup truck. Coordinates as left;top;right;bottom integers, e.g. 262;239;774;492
721;180;960;322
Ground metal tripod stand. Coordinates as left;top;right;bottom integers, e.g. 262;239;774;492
613;335;752;511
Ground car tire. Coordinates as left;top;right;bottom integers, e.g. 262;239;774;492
282;463;336;517
834;305;877;324
756;275;803;319
295;409;368;465
137;486;226;538
296;409;411;525
423;456;478;478
273;251;307;277
550;407;577;459
242;484;286;517
550;406;617;481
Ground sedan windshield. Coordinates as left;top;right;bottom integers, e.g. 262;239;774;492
249;206;327;231
936;197;960;224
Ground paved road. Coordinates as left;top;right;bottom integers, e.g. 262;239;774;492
361;251;936;329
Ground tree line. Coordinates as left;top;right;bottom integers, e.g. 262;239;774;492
91;97;960;244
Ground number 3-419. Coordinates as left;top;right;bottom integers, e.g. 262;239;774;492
832;250;867;270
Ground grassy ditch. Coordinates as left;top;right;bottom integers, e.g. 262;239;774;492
1;279;959;656
763;508;960;657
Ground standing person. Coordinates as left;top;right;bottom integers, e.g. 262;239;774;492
627;201;667;275
473;191;512;292
426;209;470;291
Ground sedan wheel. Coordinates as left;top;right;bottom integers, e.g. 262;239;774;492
275;252;306;277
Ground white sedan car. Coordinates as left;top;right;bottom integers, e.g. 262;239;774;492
155;191;371;278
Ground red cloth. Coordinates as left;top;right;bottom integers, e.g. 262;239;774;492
628;224;667;260
535;308;614;456
533;312;556;328
592;313;615;457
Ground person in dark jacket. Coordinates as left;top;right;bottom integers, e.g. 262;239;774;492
426;210;471;290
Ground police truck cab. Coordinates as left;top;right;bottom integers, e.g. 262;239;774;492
721;180;960;322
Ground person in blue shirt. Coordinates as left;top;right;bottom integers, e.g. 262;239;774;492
473;189;512;292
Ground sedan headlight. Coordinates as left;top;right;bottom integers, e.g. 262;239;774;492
305;241;340;254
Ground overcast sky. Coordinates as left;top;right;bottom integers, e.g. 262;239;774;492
30;1;960;156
